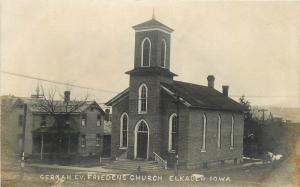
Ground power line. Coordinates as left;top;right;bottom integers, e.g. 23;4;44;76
230;95;299;98
1;70;299;98
1;70;119;94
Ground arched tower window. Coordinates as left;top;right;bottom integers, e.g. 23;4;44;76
217;114;221;149
168;113;178;152
138;84;148;113
201;114;207;152
120;113;128;148
230;115;234;148
141;38;151;67
160;39;166;67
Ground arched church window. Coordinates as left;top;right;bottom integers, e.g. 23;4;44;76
161;39;166;67
141;38;151;67
217;114;221;149
230;115;234;148
201;114;207;152
120;113;128;148
168;113;178;152
138;84;148;113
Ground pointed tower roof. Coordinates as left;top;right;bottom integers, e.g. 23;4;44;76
132;18;174;33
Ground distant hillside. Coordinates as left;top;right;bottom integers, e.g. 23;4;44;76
267;107;300;122
251;106;300;123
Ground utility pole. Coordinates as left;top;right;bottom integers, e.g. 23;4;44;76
258;109;268;125
21;103;27;169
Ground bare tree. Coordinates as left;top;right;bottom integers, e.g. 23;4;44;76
33;85;89;159
38;86;89;115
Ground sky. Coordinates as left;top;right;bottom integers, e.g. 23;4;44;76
1;0;300;107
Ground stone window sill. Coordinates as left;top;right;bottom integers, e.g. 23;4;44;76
119;147;128;150
230;146;234;150
201;149;206;153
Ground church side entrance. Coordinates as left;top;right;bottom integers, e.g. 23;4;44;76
134;120;149;160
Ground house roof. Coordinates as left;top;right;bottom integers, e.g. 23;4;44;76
161;81;245;111
132;18;174;33
15;98;105;114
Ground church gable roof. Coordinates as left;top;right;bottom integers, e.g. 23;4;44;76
105;88;129;106
132;18;174;33
161;81;245;112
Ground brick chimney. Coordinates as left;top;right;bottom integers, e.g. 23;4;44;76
207;75;215;88
64;91;71;103
105;109;110;121
222;86;229;97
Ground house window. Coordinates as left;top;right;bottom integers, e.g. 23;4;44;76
81;114;87;127
81;135;86;147
230;115;234;148
120;113;128;148
65;120;70;127
18;115;24;127
65;121;71;127
41;115;46;127
91;106;95;112
17;134;23;152
201;114;207;152
168;113;178;152
141;38;151;67
96;134;101;147
217;114;221;149
97;114;101;126
138;84;147;113
65;115;70;127
161;39;166;67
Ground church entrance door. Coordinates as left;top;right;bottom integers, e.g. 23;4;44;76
135;120;149;159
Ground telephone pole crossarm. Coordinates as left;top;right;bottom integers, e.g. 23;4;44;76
258;109;268;125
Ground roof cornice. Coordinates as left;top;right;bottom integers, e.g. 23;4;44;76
132;18;174;33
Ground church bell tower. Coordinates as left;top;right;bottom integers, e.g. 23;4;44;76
126;16;177;81
125;16;177;159
132;17;174;70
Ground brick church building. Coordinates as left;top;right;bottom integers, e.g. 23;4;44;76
106;17;245;169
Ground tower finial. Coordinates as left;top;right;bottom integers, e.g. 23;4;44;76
152;8;156;20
